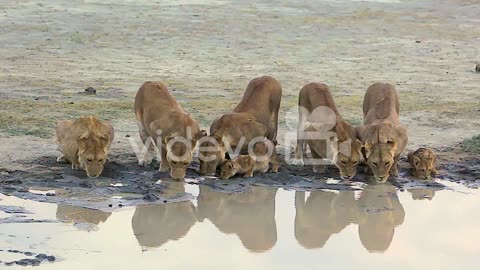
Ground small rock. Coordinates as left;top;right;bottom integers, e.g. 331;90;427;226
85;87;97;95
125;134;130;138
69;102;75;104
118;204;123;208
415;40;421;43
476;64;480;73
46;192;55;196
143;193;159;201
108;204;113;207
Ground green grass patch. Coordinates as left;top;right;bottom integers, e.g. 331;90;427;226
0;99;134;138
463;135;480;153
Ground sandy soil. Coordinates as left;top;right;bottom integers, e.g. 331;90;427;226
0;0;479;207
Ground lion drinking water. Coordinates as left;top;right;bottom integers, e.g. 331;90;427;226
55;116;114;178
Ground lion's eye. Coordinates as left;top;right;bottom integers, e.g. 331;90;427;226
372;162;377;166
341;160;346;165
87;159;93;162
385;161;390;166
99;159;104;163
353;161;358;165
183;162;189;166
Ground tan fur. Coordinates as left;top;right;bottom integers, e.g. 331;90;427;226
196;186;277;253
295;83;362;179
219;140;280;180
199;76;282;175
356;83;408;183
55;116;114;178
294;191;355;249
131;182;196;248
407;148;438;180
134;81;205;180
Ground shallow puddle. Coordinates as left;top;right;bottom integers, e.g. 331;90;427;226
1;180;480;269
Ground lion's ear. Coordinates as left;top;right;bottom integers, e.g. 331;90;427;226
77;132;89;150
387;140;397;155
99;134;110;145
412;156;421;167
195;130;208;142
213;133;224;147
164;132;178;146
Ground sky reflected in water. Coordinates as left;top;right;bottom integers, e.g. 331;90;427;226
1;181;480;269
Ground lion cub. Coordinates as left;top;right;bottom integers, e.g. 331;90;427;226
407;148;438;180
56;116;114;178
219;140;279;180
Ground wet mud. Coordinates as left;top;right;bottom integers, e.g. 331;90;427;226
1;144;478;211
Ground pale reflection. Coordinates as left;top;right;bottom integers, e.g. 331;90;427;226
408;188;439;200
294;191;356;249
131;182;196;248
197;186;278;253
56;205;111;225
356;184;405;253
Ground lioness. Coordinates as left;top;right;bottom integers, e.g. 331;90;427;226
407;148;438;180
134;81;205;180
199;76;282;175
219;139;279;180
356;83;408;183
295;83;362;180
55;116;114;178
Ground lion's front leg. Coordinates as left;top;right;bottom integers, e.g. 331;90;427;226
390;155;400;176
159;146;170;172
71;162;82;171
56;154;69;164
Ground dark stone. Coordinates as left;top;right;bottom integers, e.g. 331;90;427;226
415;40;421;43
143;193;159;201
85;87;97;95
476;64;480;73
15;259;41;266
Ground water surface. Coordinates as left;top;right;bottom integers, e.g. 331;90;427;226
1;180;479;269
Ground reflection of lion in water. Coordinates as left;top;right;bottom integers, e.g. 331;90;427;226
294;191;356;249
56;205;111;224
131;182;196;248
196;186;277;253
356;184;405;253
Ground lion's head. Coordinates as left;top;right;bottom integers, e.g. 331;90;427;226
409;149;436;180
219;160;238;180
332;138;363;180
77;134;110;178
164;133;196;180
364;141;397;183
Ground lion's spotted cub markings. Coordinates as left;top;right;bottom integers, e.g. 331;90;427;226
219;140;279;180
356;83;408;183
55;116;114;178
408;148;438;180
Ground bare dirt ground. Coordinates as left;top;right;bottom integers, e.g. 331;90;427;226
0;0;479;207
